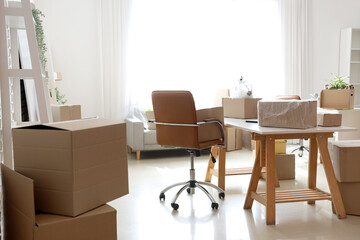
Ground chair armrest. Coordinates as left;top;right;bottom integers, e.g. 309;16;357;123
125;118;145;150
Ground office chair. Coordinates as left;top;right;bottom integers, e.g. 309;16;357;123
152;90;225;210
275;95;309;157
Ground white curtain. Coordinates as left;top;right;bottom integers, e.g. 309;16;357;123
126;0;285;112
279;0;310;99
99;0;310;118
99;0;132;120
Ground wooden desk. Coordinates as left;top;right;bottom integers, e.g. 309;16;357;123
223;118;355;225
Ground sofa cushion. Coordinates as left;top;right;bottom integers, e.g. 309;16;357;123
144;130;158;145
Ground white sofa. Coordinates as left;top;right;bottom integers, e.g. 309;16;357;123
125;117;173;160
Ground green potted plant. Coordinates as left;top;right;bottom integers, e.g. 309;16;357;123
321;74;354;109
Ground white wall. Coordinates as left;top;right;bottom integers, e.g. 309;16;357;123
309;0;360;96
35;0;102;118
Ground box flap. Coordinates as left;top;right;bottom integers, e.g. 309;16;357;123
44;118;123;131
1;164;35;240
332;140;360;148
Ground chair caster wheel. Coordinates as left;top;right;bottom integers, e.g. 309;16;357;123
298;153;303;157
187;188;190;194
211;203;219;210
159;193;165;201
219;192;225;200
171;203;179;210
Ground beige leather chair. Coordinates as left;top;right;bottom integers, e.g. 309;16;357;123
152;90;225;210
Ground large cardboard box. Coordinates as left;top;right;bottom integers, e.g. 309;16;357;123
1;164;117;240
333;181;360;216
13;118;128;217
258;100;317;129
317;113;342;127
222;97;261;119
226;127;242;151
320;88;354;110
242;129;255;151
275;154;295;180
51;104;82;122
329;140;360;182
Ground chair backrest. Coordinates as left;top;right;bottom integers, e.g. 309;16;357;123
152;91;199;148
276;95;301;100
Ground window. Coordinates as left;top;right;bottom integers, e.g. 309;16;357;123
127;0;283;110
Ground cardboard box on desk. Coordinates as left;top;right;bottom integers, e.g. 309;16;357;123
13;118;128;217
1;164;117;240
258;100;317;129
329;140;360;182
222;97;261;119
317;113;342;127
51;104;81;122
334;181;360;216
320;87;354;110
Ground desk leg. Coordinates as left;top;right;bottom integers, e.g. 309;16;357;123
308;138;318;205
265;137;276;225
205;146;219;183
316;135;346;219
244;140;263;209
217;146;226;190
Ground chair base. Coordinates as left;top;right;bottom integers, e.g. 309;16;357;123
159;150;225;210
159;179;225;210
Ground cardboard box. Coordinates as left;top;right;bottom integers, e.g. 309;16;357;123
13;118;128;217
320;88;354;110
258;100;317;129
275;154;295;180
222;97;261;119
197;107;224;143
51;104;82;122
242;129;255;151
226;127;242;151
1;164;117;240
317;113;342;126
332;181;360;216
275;140;286;154
329;140;360;182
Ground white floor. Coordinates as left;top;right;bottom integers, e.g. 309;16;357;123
109;146;360;240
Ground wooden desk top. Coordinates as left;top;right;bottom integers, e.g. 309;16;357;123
224;118;356;135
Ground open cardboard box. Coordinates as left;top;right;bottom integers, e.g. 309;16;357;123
1;164;117;240
12;118;129;217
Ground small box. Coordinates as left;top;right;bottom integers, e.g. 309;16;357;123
320;88;354;110
13;118;128;217
334;181;360;216
317;113;342;127
225;127;242;151
258;100;317;129
275;140;286;154
1;164;117;240
51;104;81;122
329;140;360;182
222;97;262;119
242;129;255;151
275;154;295;180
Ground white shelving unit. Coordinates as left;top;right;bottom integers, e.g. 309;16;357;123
339;27;360;107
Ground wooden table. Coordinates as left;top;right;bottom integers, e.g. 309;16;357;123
221;118;355;225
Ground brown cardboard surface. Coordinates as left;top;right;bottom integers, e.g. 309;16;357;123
329;140;360;182
226;127;236;151
235;128;242;150
51;104;82;122
222;97;261;119
317;113;342;126
320;89;354;110
336;181;360;216
1;164;117;240
258;100;317;129
13;118;129;216
242;129;254;151
275;154;295;180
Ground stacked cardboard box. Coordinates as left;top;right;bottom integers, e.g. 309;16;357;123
275;140;286;154
222;97;261;119
226;127;242;151
275;154;295;180
3;118;129;239
329;140;360;215
51;104;82;122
